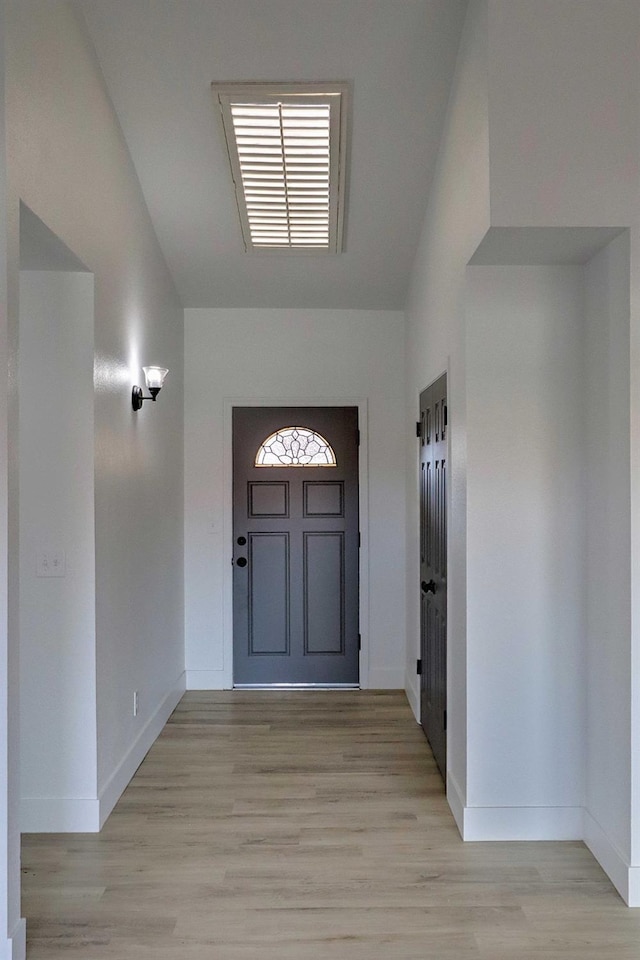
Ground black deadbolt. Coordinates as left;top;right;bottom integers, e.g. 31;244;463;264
236;557;247;568
237;536;247;546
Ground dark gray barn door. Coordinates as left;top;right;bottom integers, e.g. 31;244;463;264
233;407;359;686
419;375;447;778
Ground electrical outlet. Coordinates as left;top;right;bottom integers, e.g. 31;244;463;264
133;690;139;717
36;549;66;578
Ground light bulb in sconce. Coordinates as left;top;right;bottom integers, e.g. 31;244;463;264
143;366;169;396
132;366;169;411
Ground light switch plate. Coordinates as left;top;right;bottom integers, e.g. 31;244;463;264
36;549;66;578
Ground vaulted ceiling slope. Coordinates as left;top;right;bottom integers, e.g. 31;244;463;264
74;0;467;309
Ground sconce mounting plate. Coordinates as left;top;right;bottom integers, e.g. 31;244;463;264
132;386;144;411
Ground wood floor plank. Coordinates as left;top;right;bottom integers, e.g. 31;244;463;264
21;690;640;958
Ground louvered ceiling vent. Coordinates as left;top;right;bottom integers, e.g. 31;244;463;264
212;82;349;253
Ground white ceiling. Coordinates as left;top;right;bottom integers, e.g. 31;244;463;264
74;0;467;310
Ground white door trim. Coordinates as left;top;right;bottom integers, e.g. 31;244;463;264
222;397;370;689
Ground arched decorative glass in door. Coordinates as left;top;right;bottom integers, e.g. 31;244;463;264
254;425;337;467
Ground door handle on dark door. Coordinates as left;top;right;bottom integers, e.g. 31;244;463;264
421;579;436;594
236;557;247;568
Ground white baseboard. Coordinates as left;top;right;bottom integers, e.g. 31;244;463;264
21;675;186;833
98;673;185;828
584;808;634;905
185;669;229;690
447;772;465;837
462;804;583;841
365;668;404;689
2;919;26;960
21;797;100;833
628;868;640;908
404;671;420;721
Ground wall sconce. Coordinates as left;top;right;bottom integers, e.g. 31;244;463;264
132;366;169;411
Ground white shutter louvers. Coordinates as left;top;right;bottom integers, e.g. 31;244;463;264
212;83;349;253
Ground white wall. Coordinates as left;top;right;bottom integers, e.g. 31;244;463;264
481;0;640;900
465;265;586;832
584;233;633;896
405;0;640;903
487;0;640;228
18;271;97;831
0;0;23;952
5;1;185;840
185;308;405;690
404;0;490;816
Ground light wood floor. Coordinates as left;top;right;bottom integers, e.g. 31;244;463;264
21;690;640;958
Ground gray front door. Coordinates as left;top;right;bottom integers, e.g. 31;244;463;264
419;375;447;779
233;406;359;686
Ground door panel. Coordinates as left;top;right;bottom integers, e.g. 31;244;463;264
304;481;344;517
248;533;289;655
303;532;345;655
249;482;289;517
419;375;447;779
233;406;359;685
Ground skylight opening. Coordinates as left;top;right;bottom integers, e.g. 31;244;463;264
212;82;349;253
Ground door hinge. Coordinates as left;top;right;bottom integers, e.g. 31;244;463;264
443;709;447;731
416;420;422;439
358;634;362;651
356;428;360;446
416;658;422;675
444;405;448;428
358;531;361;548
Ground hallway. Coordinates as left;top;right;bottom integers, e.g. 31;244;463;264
22;691;639;958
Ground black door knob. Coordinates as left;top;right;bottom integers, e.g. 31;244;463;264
236;557;247;568
421;579;436;594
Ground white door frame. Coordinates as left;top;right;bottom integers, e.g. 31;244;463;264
222;397;370;689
